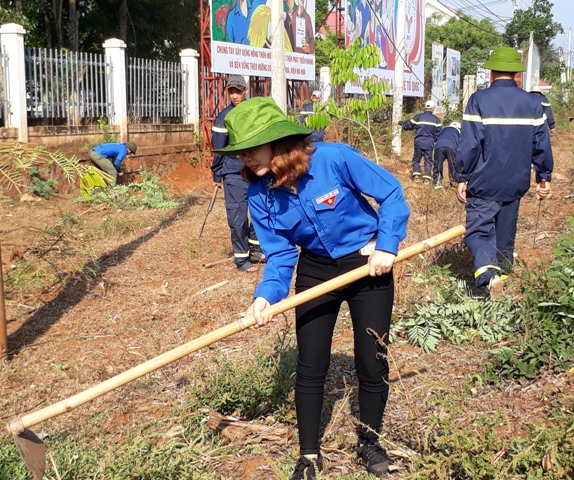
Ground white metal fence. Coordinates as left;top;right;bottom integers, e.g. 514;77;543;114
24;47;189;126
25;48;109;123
127;57;188;123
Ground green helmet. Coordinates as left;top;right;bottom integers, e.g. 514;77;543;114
483;47;525;73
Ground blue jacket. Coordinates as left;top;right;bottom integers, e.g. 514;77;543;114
402;111;442;149
532;92;555;130
92;143;130;171
247;143;410;304
299;101;325;143
435;125;461;150
211;104;244;182
454;79;553;202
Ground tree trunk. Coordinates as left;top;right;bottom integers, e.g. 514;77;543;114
51;0;64;48
69;0;79;51
119;0;128;41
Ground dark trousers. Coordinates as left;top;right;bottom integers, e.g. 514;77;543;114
411;146;433;177
222;174;258;266
294;249;394;455
433;146;456;185
464;197;520;288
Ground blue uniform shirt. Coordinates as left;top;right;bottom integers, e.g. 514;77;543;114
532;92;555;130
435;125;461;150
247;143;410;304
93;143;130;171
211;103;244;182
402;111;442;149
455;79;553;202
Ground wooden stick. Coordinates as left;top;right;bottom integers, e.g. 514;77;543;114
191;280;230;297
0;243;7;355
7;225;465;434
202;257;233;268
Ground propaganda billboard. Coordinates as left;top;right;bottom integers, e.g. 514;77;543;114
344;0;425;97
446;48;460;105
211;0;316;81
431;43;444;112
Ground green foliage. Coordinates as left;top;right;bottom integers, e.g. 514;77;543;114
394;267;518;353
97;117;117;143
486;220;574;379
440;100;463;128
306;39;390;163
190;331;297;421
410;407;574;479
0;144;82;200
425;13;503;79
546;82;574;119
83;172;178;210
27;167;58;198
315;34;341;71
503;0;563;52
12;0;201;60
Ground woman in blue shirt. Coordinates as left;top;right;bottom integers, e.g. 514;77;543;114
214;97;410;479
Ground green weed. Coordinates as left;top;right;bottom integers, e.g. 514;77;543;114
188;328;297;422
28;167;58;199
393;265;518;353
486;218;574;380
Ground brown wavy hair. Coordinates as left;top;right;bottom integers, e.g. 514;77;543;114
241;135;316;188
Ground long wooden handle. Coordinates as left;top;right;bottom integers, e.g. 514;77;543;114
7;225;465;434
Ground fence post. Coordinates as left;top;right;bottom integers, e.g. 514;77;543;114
180;48;200;133
0;23;28;142
319;66;331;102
103;38;128;142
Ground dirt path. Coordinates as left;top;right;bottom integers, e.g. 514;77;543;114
1;135;573;478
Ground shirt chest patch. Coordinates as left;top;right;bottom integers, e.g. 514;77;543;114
315;188;340;206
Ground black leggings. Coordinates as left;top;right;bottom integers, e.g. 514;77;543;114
294;249;393;455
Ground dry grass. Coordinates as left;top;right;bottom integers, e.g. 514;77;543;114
1;128;573;478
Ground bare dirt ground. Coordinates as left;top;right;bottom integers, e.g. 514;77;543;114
1;131;574;479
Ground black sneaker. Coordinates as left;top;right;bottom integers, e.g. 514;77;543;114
357;442;392;477
290;454;323;480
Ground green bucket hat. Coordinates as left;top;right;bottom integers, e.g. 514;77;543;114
213;97;312;155
483;47;525;73
125;141;137;154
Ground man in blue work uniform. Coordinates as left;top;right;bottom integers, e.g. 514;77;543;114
432;121;461;190
399;100;442;184
89;141;137;186
211;75;262;272
530;89;555;132
454;47;553;299
299;90;325;143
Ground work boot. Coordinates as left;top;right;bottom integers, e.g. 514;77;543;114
357;441;392;477
249;250;266;264
290;454;323;480
433;184;443;190
236;261;256;273
412;172;421;183
488;275;505;300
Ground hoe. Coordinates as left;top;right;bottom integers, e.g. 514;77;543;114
7;225;466;479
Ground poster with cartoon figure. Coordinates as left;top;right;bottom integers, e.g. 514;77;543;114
210;0;315;80
344;0;424;97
